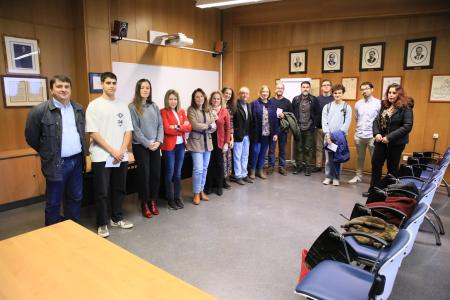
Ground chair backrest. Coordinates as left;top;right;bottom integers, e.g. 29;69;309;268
376;229;411;299
419;182;438;206
402;202;429;256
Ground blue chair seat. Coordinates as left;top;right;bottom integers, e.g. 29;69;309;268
296;260;374;300
345;236;390;262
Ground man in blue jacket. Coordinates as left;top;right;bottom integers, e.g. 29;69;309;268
25;75;86;226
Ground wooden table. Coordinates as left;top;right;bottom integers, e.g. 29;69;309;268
0;221;216;300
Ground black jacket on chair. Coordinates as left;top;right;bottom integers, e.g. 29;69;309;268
233;101;253;142
373;101;413;146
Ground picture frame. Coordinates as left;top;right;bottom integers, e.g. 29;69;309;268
89;72;103;93
289;50;307;74
360;42;385;71
3;35;41;75
322;46;343;73
403;37;436;70
381;76;402;99
1;75;48;107
310;78;321;97
429;75;450;102
341;77;358;100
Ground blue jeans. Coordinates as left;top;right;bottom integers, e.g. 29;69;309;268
252;136;270;170
191;151;211;193
325;150;342;180
268;131;288;167
162;143;185;200
45;153;83;226
233;135;250;179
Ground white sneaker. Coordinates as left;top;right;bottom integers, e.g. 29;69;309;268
110;219;134;229
322;178;332;185
348;176;362;184
333;179;340;186
98;225;109;238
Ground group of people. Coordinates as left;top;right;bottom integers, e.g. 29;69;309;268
25;72;413;238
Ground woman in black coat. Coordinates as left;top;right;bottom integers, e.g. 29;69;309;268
370;83;413;188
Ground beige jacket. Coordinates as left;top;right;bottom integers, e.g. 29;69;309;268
187;106;216;152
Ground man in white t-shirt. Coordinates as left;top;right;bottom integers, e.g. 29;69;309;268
348;81;381;184
85;72;134;238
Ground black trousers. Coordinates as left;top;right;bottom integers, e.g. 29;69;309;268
92;161;128;226
370;142;405;187
206;145;224;190
132;144;161;204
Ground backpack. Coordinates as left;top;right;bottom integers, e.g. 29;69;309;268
326;102;348;124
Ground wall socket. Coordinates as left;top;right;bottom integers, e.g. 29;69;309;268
433;133;439;139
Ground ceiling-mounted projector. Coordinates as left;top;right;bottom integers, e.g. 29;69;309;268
164;33;193;47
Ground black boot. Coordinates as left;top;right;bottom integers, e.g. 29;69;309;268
175;198;184;209
304;166;311;176
168;199;178;210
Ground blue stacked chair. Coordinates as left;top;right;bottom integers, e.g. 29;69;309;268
295;230;411;300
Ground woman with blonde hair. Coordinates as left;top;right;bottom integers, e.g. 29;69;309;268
249;85;279;179
160;89;191;210
187;88;216;205
205;91;231;196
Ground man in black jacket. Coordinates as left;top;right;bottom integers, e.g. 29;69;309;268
232;86;253;185
25;75;86;226
292;81;320;176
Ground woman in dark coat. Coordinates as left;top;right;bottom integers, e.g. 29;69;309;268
370;83;413;188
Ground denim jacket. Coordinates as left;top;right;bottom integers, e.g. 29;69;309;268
25;99;86;181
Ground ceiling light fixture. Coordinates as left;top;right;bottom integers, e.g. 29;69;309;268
196;0;263;9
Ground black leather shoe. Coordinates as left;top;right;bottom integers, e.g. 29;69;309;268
311;166;322;172
168;199;178;210
204;187;211;195
304;167;311;176
216;188;223;196
236;179;246;185
175;198;184;209
243;176;254;183
223;180;232;189
362;192;370;197
293;167;303;175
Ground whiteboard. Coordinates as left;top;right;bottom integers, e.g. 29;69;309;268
112;61;219;109
279;77;311;101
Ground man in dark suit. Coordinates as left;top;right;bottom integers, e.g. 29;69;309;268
232;86;253;185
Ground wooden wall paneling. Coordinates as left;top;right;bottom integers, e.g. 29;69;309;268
85;0;109;30
31;0;73;29
0;155;43;204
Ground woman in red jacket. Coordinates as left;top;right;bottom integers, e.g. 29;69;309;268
160;89;192;210
205;91;231;196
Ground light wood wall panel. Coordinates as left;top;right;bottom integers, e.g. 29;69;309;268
224;3;450;179
110;0;220;71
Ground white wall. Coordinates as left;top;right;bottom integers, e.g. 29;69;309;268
112;61;220;109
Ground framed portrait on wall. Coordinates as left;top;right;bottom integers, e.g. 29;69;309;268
1;75;48;107
342;77;358;100
3;36;41;75
322;46;343;73
289;50;307;74
310;78;321;97
89;72;103;93
403;37;436;70
360;42;385;71
381;76;402;99
429;75;450;102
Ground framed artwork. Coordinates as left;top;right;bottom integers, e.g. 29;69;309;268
1;75;48;107
429;75;450;102
360;42;385;71
3;35;41;75
342;77;358;100
381;76;402;99
289;50;307;74
403;37;436;70
310;78;321;97
89;72;103;93
322;46;343;73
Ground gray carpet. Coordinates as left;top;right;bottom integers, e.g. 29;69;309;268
1;170;449;299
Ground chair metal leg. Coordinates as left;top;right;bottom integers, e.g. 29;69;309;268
443;179;450;197
424;216;442;246
429;206;445;235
